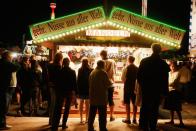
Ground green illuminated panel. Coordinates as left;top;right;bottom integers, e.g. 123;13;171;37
29;6;105;40
109;7;185;32
109;7;185;45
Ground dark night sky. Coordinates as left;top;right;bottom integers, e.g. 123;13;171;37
0;0;191;50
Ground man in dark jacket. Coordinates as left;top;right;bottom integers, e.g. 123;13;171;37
137;43;170;131
51;57;77;130
0;51;19;130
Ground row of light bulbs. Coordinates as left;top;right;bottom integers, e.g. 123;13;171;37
33;22;105;44
106;21;180;48
33;21;180;48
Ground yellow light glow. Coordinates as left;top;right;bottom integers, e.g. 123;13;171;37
92;25;95;28
144;34;148;37
98;23;102;26
54;35;59;38
155;38;159;41
43;38;48;41
111;23;116;26
167;41;171;45
107;21;111;25
159;39;164;42
95;24;99;27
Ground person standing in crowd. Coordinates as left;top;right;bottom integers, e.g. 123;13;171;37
0;51;19;130
164;62;184;127
100;50;116;121
6;60;19;114
121;55;138;124
137;43;170;131
17;56;31;116
28;58;42;116
77;57;93;124
39;60;49;113
47;52;63;126
52;57;77;130
178;62;192;102
88;60;112;131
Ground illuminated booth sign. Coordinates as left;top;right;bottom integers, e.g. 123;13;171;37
86;29;130;37
109;7;185;45
29;6;186;49
29;7;105;40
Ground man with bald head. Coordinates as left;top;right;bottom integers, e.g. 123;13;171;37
137;43;170;131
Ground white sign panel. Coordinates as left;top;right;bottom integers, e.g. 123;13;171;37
86;29;130;37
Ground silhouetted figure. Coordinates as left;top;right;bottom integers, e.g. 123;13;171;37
121;55;138;124
178;62;191;102
137;43;170;131
77;57;93;124
17;56;31;116
47;52;63;127
29;59;42;115
88;60;112;131
0;51;19;130
51;57;77;130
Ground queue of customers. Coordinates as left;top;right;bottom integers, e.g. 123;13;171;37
0;43;196;131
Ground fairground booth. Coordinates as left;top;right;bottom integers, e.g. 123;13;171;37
29;6;185;113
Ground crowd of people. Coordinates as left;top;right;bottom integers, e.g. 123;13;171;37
0;43;196;131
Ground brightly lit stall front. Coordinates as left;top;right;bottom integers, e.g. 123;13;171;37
29;6;185;113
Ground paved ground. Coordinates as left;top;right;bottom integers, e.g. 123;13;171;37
5;103;196;131
6;117;196;131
